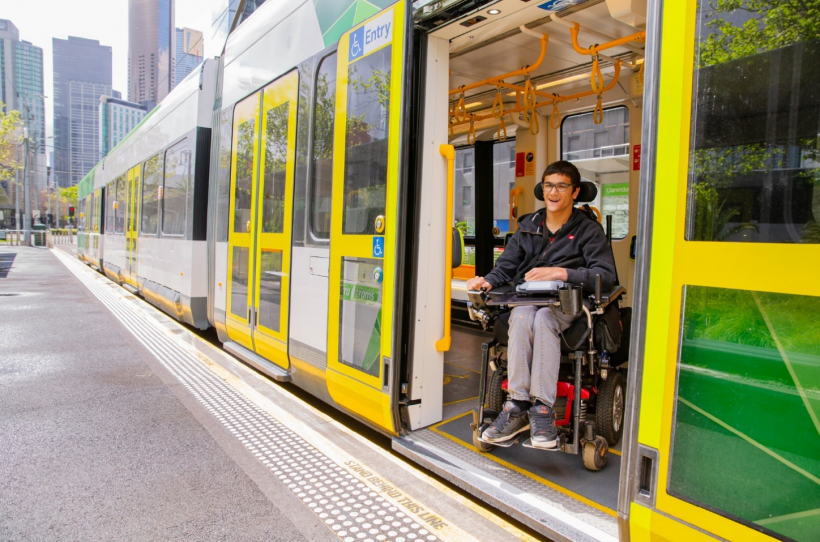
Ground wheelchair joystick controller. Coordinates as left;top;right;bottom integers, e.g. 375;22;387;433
594;274;602;304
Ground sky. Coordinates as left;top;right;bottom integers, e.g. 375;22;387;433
2;0;217;141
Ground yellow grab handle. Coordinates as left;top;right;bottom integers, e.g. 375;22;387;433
436;144;456;352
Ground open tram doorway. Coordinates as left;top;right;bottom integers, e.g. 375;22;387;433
396;0;647;537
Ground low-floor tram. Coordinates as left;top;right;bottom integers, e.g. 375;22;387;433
76;0;820;540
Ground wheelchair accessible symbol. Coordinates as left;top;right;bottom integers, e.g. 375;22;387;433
349;27;364;62
372;236;384;258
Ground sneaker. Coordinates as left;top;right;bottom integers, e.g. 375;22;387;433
529;404;558;449
482;401;530;443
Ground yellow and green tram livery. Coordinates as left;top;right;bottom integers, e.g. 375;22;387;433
74;0;819;540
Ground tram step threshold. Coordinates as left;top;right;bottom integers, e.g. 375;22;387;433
224;341;292;382
393;434;618;542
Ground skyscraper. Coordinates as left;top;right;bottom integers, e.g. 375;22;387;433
1;20;47;190
53;36;112;187
129;0;175;111
174;27;203;87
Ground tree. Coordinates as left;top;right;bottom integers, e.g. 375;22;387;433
0;103;22;182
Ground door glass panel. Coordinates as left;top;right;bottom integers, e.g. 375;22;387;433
670;285;820;541
686;0;820;243
310;52;338;240
115;176;125;234
257;249;282;332
234;119;256;233
230;246;250;318
343;45;391;235
261;103;289;233
105;183;115;234
142;154;162;235
561;107;630;161
339;257;383;377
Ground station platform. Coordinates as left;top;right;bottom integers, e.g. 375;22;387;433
0;245;538;542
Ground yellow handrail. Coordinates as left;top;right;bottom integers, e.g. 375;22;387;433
436;144;455;353
569;23;646;56
509;187;524;233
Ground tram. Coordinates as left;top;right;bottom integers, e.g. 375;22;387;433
76;0;820;540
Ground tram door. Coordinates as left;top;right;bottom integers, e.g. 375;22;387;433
124;164;141;287
628;1;820;541
325;6;407;433
226;71;299;368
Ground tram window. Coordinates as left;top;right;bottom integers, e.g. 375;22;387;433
233;118;255;233
114;175;125;234
670;285;820;541
141;154;162;235
216;108;233;243
162;141;190;237
230;246;250;319
454;148;475;236
492;141;516;238
339;257;383;377
257;249;282;332
309;52;338;240
261;103;289;234
685;1;820;244
561;107;629;161
342;46;391;235
78;199;85;232
105;182;115;234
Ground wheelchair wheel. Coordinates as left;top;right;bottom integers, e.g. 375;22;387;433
472;427;495;453
487;368;506;413
597;370;626;446
582;436;608;471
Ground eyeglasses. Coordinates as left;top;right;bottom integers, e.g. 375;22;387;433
542;182;572;193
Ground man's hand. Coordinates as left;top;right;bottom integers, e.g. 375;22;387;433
466;276;492;291
524;267;568;282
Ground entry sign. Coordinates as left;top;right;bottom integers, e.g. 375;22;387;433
372;236;385;258
633;144;642;171
349;10;393;63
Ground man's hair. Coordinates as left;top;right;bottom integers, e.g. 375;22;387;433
542;160;581;188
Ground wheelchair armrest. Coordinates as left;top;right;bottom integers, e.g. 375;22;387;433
600;285;626;306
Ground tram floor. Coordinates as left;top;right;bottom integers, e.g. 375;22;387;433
397;327;625;540
0;246;541;542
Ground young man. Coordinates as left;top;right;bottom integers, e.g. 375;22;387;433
466;160;617;448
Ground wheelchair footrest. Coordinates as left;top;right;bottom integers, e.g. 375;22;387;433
521;438;561;452
478;435;520;448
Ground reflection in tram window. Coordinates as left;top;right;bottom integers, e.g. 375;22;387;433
491;141;516;238
257;249;282;332
141;154;162;235
309;53;337;240
234;119;256;233
670;285;820;541
262;103;289;234
162;142;190;236
230;246;250;319
339;257;382;377
686;0;820;244
343;46;391;235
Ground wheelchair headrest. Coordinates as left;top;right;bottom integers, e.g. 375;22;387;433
534;180;598;203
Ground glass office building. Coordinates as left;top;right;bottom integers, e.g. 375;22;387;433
99;96;147;158
174;27;203;87
129;0;175;110
53;36;112;187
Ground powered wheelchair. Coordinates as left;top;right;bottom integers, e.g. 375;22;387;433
466;181;631;471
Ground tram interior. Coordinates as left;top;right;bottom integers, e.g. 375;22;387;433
417;0;647;517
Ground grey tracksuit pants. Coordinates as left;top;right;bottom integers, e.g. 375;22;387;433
507;305;582;407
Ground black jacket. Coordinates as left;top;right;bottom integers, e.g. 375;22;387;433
485;207;617;293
